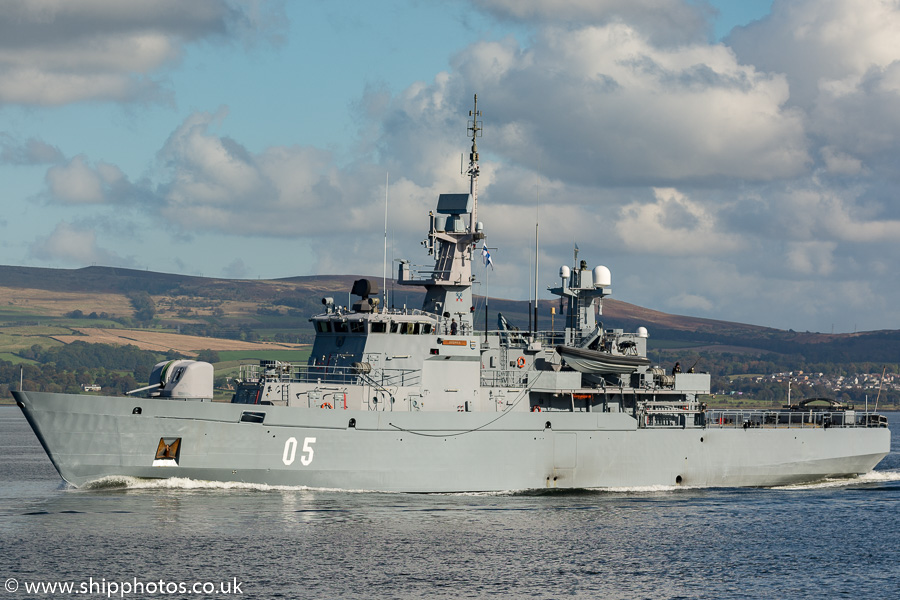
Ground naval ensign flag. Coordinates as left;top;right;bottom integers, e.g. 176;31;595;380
481;244;494;269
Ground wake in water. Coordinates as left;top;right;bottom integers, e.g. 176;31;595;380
506;484;701;496
74;468;900;496
774;468;900;490
77;476;375;494
77;477;694;497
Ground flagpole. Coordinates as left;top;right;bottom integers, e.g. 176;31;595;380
485;264;489;341
383;172;389;310
533;177;539;336
481;243;493;340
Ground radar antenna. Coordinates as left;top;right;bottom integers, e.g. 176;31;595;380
467;94;483;234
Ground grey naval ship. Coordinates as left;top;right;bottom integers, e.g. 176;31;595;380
15;96;890;492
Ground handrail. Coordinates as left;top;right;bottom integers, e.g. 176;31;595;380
705;408;888;429
637;406;888;429
239;362;421;387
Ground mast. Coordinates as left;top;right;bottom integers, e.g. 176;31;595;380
383;172;389;310
547;241;609;347
534;177;539;335
397;94;486;332
467;94;482;234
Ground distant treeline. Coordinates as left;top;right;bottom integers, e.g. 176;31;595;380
18;341;164;375
655;349;900;406
1;342;183;398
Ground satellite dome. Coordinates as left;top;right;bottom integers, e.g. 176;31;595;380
593;265;611;287
559;265;571;279
637;326;649;338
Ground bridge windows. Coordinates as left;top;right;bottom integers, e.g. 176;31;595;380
315;317;435;336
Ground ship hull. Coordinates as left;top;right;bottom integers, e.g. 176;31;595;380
15;390;890;492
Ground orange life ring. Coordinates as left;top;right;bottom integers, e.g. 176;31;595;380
531;406;541;412
320;402;333;409
517;356;526;368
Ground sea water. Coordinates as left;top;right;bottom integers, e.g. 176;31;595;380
1;404;899;599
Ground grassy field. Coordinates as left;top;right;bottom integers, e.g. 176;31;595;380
0;330;65;354
0;352;37;365
2;325;77;335
47;327;306;355
0;305;53;318
0;286;134;316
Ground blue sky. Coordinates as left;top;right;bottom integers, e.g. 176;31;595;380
6;0;900;334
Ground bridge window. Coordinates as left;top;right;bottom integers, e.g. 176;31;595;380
316;321;332;333
421;323;433;334
333;321;348;333
371;322;387;333
350;321;366;334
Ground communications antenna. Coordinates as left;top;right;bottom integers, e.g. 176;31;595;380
467;94;482;233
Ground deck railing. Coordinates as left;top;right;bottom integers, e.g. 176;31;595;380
705;409;888;429
637;405;888;429
239;362;421;387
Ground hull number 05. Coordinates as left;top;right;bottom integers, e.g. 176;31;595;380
283;437;316;466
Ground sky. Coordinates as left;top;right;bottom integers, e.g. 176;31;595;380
2;0;900;334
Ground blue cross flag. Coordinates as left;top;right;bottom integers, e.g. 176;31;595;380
481;243;494;269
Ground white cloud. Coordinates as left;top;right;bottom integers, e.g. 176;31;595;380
146;107;478;265
45;155;130;204
29;221;133;267
222;258;248;279
615;188;742;256
0;0;284;105
154;109;351;236
773;187;900;244
785;240;837;276
809;61;900;173
473;0;714;45
33;108;452;281
668;292;714;312
0;134;63;165
445;24;809;186
728;0;900;177
729;0;900;105
820;146;863;176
